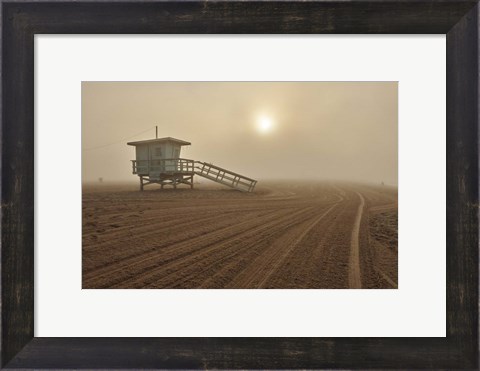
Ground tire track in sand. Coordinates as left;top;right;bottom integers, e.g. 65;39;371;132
83;207;288;287
349;191;365;289
108;206;318;288
169;207;323;289
375;267;397;288
252;202;340;288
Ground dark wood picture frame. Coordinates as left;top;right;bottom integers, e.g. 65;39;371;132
2;1;478;369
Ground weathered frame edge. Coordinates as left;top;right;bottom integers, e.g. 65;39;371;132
1;1;478;369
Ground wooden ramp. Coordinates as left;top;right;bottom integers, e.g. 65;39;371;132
195;161;257;192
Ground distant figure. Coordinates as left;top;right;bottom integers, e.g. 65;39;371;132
381;181;385;186
98;177;103;183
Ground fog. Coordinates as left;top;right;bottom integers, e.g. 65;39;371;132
82;82;397;185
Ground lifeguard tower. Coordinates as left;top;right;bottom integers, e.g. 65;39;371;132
128;135;257;192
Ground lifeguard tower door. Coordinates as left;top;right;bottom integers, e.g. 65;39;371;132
149;144;164;176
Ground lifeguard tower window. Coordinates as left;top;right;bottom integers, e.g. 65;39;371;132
154;147;162;157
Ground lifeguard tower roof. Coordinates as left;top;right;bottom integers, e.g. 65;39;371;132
127;137;191;146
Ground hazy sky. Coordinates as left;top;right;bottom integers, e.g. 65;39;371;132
82;82;397;185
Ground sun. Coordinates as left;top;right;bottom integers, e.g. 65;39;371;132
256;115;274;134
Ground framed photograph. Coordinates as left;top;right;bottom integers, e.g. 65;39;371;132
81;81;398;290
2;1;478;369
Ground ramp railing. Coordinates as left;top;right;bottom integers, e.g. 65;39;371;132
194;161;257;192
